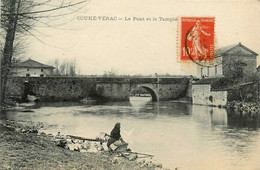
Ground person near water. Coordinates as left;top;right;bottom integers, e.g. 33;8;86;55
107;122;126;151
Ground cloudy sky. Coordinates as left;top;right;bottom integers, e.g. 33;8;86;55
25;0;260;76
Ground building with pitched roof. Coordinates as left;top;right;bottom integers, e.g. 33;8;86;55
197;42;258;78
12;59;55;77
192;43;259;106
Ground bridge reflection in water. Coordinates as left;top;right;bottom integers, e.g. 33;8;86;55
1;98;260;169
129;98;260;169
227;108;260;129
192;105;260;129
130;97;260;130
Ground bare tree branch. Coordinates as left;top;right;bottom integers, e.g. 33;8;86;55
2;0;88;16
0;0;89;106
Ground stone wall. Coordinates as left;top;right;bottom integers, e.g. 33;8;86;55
157;78;190;100
158;83;189;100
192;84;228;106
6;77;96;101
95;77;190;101
6;77;190;102
197;57;223;78
96;83;131;101
185;80;193;99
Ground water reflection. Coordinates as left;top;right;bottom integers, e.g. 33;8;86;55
192;105;228;127
227;109;260;129
1;98;260;169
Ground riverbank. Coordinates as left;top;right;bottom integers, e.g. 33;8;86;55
170;96;192;104
227;101;259;113
0;119;166;170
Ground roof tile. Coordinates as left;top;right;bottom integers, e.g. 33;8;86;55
16;59;55;69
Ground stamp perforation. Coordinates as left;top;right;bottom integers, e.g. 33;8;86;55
177;16;216;67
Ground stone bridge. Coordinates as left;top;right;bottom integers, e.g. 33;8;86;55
6;77;191;102
96;77;190;101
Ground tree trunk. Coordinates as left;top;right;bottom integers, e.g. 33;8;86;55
1;0;20;107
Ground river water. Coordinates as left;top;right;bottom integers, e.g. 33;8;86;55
2;97;260;170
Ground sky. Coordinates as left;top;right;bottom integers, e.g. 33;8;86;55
24;0;260;76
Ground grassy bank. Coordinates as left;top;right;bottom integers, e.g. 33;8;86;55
0;120;164;170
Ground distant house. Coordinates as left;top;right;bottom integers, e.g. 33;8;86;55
197;42;258;78
192;77;259;106
13;59;55;77
193;43;259;106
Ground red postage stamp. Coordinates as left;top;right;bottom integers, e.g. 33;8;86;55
179;17;215;62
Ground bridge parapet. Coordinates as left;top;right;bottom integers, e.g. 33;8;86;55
158;78;190;84
6;76;191;102
95;77;190;84
130;78;158;84
95;77;130;83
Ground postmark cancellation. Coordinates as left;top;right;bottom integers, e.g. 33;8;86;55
177;17;215;66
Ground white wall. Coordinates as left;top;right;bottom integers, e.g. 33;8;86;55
14;68;53;77
192;105;227;126
197;57;223;78
192;84;227;106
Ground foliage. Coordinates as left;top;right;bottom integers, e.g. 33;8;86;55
242;72;259;83
103;69;118;77
0;0;88;106
222;53;247;83
227;82;258;102
50;59;78;76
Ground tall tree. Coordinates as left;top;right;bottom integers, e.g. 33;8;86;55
50;59;78;76
222;53;247;83
0;0;88;106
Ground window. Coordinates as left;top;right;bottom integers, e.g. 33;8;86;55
207;66;209;76
215;65;217;75
26;73;30;77
209;96;213;102
201;67;203;77
27;68;30;71
40;74;44;77
41;69;43;72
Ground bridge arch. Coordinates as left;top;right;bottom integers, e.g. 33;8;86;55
130;86;158;102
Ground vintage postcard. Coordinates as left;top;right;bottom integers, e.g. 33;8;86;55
1;0;260;169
